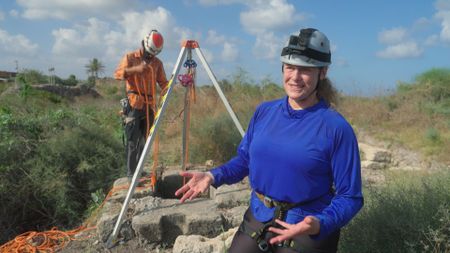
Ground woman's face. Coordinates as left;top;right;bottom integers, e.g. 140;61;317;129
283;64;327;107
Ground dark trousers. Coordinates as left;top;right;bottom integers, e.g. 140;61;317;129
125;108;154;178
228;209;340;253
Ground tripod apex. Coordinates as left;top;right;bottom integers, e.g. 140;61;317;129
181;40;199;48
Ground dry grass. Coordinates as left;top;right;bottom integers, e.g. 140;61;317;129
338;91;449;164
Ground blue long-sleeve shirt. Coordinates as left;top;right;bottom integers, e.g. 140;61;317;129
210;97;363;240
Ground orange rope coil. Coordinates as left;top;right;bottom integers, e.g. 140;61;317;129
0;176;153;252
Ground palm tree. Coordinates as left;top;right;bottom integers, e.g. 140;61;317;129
85;58;105;80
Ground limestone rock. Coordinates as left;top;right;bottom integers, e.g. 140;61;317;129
211;182;250;208
361;160;387;170
173;227;238;253
222;206;247;228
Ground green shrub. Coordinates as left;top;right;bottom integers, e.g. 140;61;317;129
415;68;450;102
56;74;78;86
397;81;413;93
420;204;450;252
382;97;399;112
340;170;450;253
190;115;241;164
425;127;441;144
16;69;48;85
87;76;96;88
0;82;9;94
0;94;124;243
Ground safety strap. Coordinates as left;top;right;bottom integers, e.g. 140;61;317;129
240;191;330;252
281;46;331;63
238;214;305;252
127;90;153;98
238;221;273;252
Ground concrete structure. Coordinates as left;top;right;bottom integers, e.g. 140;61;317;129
0;71;17;82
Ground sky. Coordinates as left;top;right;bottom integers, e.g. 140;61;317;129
0;0;449;96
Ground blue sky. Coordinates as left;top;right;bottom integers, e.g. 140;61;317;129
0;0;449;95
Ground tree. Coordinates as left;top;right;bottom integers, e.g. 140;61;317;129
85;58;105;84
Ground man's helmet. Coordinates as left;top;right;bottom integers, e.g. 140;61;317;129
142;30;164;56
281;28;331;67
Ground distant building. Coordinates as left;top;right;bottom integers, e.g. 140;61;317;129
0;71;17;82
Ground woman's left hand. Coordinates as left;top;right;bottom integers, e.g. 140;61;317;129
267;216;320;245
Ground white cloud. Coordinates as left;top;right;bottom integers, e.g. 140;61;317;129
205;30;239;62
435;2;450;43
206;30;226;45
376;42;423;59
0;29;38;55
49;7;196;78
200;48;214;63
378;27;408;44
118;8;192;51
17;0;135;20
252;31;283;60
240;0;305;35
9;9;19;18
52;18;109;57
52;7;193;57
425;34;439;46
221;42;238;61
238;0;308;60
198;0;309;61
197;0;248;6
412;17;432;31
435;0;450;10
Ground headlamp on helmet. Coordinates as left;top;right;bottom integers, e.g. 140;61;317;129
281;28;331;67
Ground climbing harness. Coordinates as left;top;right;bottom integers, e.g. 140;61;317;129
238;191;325;252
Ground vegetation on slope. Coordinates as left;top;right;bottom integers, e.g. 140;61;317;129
0;67;448;252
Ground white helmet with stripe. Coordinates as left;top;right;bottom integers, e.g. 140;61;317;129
142;30;164;56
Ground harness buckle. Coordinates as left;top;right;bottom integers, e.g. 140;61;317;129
263;196;274;208
258;240;270;252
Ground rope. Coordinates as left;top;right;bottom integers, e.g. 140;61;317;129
179;58;197;186
132;64;159;191
0;176;153;253
0;226;96;253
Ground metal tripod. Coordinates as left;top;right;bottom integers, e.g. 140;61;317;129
106;40;245;248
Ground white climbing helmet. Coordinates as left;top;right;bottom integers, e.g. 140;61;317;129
281;28;331;67
142;30;164;56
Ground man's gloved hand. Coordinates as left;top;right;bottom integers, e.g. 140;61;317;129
125;61;149;76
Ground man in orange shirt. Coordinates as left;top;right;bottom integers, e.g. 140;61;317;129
114;29;168;179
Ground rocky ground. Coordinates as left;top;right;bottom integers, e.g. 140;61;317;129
61;139;446;253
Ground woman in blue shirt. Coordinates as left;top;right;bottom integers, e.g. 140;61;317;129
175;28;363;253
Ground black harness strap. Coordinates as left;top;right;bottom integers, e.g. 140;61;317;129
238;207;307;253
238;191;330;252
127;90;153;98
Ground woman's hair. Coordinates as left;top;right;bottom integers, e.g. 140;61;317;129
317;77;339;107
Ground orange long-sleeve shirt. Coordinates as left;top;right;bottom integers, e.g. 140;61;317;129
114;49;168;110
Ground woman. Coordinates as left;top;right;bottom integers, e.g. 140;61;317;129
175;28;363;253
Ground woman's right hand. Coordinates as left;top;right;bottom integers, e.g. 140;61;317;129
175;171;214;203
